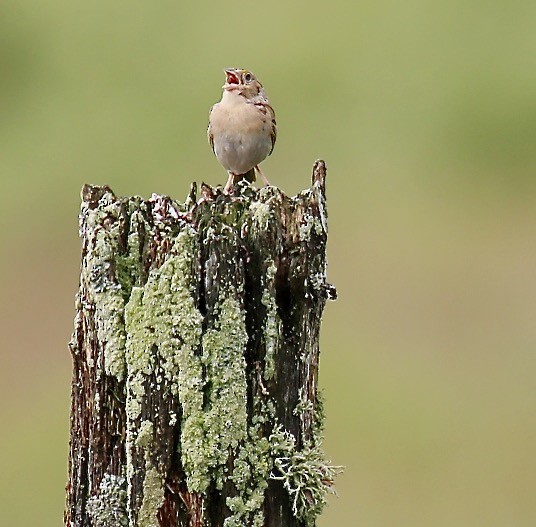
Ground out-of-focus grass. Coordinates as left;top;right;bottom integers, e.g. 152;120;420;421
1;0;535;525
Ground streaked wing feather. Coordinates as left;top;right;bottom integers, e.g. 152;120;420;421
265;103;277;155
207;105;215;153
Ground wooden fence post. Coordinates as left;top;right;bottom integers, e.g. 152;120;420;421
65;160;340;527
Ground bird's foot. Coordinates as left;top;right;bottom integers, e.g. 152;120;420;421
224;172;235;193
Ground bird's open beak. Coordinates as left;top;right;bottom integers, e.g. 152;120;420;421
224;68;241;86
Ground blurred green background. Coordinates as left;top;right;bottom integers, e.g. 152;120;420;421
1;0;535;525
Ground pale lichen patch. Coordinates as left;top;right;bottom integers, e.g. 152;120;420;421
98;288;127;380
122;226;250;496
124;228;203;424
157;230;204;400
137;466;165;527
249;200;273;231
260;260;280;380
121;226;207;514
225;394;341;527
299;212;324;242
270;427;342;526
115;209;145;300
82;200;128;380
225;425;271;527
136;420;154;450
201;290;248;489
124;286;154;421
86;473;128;527
133;420;165;527
294;387;315;419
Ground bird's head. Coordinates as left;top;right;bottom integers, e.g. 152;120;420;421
223;68;263;99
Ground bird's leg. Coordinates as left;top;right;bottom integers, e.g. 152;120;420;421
255;165;270;186
224;172;235;192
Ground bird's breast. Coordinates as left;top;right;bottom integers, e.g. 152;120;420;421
210;98;272;174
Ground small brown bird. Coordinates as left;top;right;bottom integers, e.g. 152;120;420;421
207;68;277;191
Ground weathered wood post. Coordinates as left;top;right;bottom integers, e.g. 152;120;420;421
65;160;340;527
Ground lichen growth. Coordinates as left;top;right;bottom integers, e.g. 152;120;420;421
260;390;341;526
97;286;127;380
86;473;128;527
136;420;154;449
224;395;276;527
80;184;338;526
124;228;203;423
138;466;165;527
249;200;273;231
270;427;343;526
82;199;127;380
122;222;251;494
225;424;271;527
299;212;324;242
122;227;205;518
248;187;281;236
115;208;144;300
132;420;166;527
312;389;326;436
260;260;280;380
294;387;315;419
200;290;249;490
225;391;341;527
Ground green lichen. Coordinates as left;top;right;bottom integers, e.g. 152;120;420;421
225;390;340;527
124;227;203;423
260;260;279;380
86;473;128;527
83;200;127;380
97;286;127;380
138;466;165;527
294;387;315;419
225;424;271;527
200;290;249;490
224;395;276;527
122;226;205;516
262;391;341;526
312;390;326;436
132;420;166;527
115;209;144;300
122;225;250;494
248;186;281;234
136;420;154;449
270;426;342;526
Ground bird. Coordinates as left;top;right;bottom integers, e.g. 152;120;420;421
207;68;277;192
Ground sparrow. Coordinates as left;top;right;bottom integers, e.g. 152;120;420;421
207;68;277;191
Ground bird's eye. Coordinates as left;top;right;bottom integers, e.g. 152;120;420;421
244;72;253;83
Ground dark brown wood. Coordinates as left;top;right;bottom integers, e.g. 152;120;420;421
65;161;340;527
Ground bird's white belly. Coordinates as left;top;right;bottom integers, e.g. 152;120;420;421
215;131;271;174
211;102;272;174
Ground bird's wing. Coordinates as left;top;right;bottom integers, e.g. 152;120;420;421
254;102;277;155
268;105;277;155
207;105;215;154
